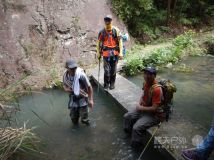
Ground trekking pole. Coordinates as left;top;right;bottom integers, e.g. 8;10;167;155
97;58;101;93
137;122;162;160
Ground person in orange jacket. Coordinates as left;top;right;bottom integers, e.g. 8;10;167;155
97;15;123;90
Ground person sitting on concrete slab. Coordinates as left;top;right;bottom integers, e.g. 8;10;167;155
182;118;214;160
97;15;123;90
63;59;94;125
123;66;164;148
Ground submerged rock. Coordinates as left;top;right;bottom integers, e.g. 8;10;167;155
173;64;194;73
166;62;173;68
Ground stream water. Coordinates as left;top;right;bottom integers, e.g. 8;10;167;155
127;56;214;130
4;56;213;160
9;87;165;160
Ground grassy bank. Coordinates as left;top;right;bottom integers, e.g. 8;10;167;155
123;30;212;76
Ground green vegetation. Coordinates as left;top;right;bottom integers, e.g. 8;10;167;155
123;31;205;76
48;65;63;89
204;35;214;55
206;35;214;43
0;73;31;103
0;74;44;160
112;0;214;42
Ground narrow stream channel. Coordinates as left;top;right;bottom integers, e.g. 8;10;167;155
8;87;166;160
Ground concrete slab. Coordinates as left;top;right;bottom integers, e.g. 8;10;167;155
90;65;209;160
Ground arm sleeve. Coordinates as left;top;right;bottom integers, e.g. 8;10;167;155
152;87;162;106
97;41;101;55
97;31;102;56
119;38;123;56
80;73;91;88
116;28;123;57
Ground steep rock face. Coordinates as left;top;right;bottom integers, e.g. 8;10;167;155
0;0;128;90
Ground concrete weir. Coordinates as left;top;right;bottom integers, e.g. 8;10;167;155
90;65;207;160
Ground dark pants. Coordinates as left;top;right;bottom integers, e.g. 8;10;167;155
70;106;89;125
124;110;160;145
103;57;118;86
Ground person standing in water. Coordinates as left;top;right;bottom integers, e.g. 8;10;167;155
97;15;123;90
63;59;94;125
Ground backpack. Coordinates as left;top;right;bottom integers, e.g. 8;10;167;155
148;79;177;122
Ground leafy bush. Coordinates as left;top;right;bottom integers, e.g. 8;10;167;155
123;47;145;76
111;0;213;41
172;30;195;48
111;0;167;41
205;5;214;16
123;30;204;76
123;58;144;76
204;35;214;55
179;18;193;25
205;35;214;44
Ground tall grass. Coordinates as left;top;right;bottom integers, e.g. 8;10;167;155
0;124;41;160
0;72;45;160
0;73;32;104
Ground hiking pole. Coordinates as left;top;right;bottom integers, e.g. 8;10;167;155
97;58;101;93
137;122;162;160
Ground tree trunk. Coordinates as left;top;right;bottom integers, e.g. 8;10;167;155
166;0;171;26
172;0;177;16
